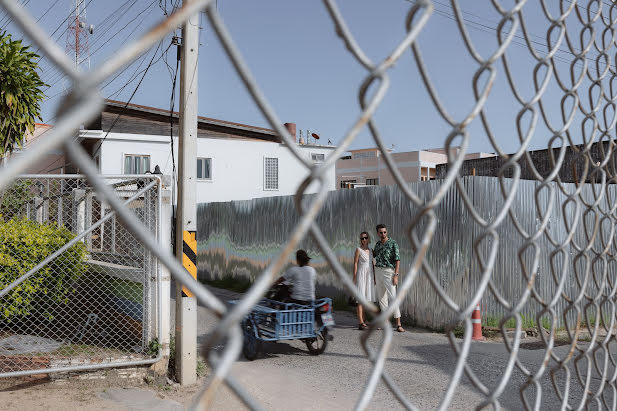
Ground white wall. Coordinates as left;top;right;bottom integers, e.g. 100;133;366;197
99;132;336;203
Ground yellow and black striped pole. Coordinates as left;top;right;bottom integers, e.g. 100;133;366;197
181;231;197;297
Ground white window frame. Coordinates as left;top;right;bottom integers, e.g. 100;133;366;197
263;157;279;191
197;157;213;181
311;152;325;163
123;154;150;175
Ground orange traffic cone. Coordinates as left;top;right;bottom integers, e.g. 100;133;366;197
472;304;485;341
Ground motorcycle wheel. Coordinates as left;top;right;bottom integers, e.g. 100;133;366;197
242;319;262;361
305;328;328;355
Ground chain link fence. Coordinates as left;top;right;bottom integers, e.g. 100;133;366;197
0;175;162;377
2;0;617;409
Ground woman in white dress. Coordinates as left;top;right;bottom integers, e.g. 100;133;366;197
353;231;376;330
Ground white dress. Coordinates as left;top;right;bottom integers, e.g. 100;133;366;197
356;247;375;301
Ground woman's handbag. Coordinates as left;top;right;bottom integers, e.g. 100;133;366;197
347;295;358;307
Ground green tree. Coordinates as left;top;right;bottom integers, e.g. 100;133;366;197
0;179;33;220
0;31;47;156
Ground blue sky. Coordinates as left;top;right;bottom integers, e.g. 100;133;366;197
2;1;610;155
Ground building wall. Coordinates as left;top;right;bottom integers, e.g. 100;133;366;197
196;177;607;329
417;150;446;163
99;132;336;203
336;149;446;187
336;148;496;188
435;142;610;183
9;124;66;174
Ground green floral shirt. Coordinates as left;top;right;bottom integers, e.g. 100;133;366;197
373;238;400;269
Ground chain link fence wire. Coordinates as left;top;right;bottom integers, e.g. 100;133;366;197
3;0;617;409
0;175;162;377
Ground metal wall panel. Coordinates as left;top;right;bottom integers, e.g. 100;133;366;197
197;176;614;330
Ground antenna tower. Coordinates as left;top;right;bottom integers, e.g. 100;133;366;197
65;0;93;72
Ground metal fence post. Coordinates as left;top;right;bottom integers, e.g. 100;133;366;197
85;191;93;250
33;196;43;223
152;176;173;375
72;188;86;236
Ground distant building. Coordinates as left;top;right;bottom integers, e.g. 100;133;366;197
435;141;613;183
13;100;337;203
3;123;67;174
336;147;493;188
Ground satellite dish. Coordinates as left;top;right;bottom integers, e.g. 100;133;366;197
311;133;320;140
79;21;85;28
89;24;94;34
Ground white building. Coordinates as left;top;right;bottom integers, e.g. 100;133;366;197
336;147;494;188
74;100;336;203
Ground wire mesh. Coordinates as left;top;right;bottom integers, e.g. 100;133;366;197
4;0;617;409
0;175;161;377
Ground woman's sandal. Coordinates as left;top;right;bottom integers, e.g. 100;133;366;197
396;325;405;333
358;323;367;330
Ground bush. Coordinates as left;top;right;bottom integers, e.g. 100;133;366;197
0;217;87;321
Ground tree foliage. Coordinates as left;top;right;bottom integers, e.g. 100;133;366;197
0;179;33;221
0;31;47;156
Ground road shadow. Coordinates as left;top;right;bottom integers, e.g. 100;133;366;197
402;341;604;410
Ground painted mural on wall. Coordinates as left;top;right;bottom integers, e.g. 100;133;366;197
197;177;613;329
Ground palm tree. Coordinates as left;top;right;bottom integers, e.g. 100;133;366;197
0;31;47;156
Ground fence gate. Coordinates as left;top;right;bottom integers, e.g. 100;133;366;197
0;175;162;377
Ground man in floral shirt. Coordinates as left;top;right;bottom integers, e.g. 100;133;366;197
373;223;405;332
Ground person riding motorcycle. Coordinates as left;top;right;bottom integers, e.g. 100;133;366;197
273;249;316;305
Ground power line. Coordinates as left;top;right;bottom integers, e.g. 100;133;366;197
26;41;167;154
37;0;138;84
41;0;144;86
106;41;172;98
33;0;92;56
405;0;615;70
0;0;31;31
34;0;62;24
42;0;159;95
169;42;179;180
90;39;165;160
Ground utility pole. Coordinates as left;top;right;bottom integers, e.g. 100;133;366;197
175;0;199;386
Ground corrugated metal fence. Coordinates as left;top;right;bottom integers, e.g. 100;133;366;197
197;176;612;330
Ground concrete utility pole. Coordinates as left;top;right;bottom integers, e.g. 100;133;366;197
175;1;199;386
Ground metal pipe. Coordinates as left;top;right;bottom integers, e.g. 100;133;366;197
0;356;160;379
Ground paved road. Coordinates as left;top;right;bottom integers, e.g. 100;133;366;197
172;287;593;410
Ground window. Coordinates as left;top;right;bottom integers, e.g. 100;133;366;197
366;178;379;186
264;157;279;190
353;151;376;159
311;153;325;163
124;154;150;174
197;158;212;180
340;179;356;188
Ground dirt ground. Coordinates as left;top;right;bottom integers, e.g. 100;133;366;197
0;375;205;410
